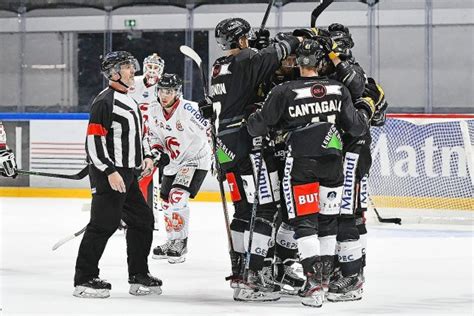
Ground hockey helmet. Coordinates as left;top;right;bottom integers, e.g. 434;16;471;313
295;39;326;68
143;53;165;81
215;18;254;50
328;23;354;52
100;51;140;80
157;73;182;96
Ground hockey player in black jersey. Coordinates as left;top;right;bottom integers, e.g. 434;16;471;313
247;38;375;307
208;17;302;301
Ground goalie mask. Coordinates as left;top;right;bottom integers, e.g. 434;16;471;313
100;51;140;87
215;18;255;50
143;53;165;85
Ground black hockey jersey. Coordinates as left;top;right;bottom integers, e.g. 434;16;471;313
247;76;370;157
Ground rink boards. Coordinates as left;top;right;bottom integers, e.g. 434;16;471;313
0;113;473;212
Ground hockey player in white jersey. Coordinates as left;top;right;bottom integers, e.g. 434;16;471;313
129;53;165;218
0;122;18;179
148;73;212;264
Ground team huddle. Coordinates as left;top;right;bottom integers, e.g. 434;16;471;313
0;17;388;308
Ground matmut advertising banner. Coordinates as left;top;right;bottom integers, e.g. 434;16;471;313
368;118;474;202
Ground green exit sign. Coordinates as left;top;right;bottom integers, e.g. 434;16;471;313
125;19;136;28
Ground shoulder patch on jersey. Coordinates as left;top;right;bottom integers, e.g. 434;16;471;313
212;63;232;78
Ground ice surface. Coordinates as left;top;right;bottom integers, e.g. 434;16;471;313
1;197;473;315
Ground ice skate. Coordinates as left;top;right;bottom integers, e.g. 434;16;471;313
243;269;281;293
128;273;163;296
167;238;187;264
299;273;324;308
322;258;336;293
225;252;244;289
152;239;173;260
73;278;111;299
327;274;363;302
275;263;305;295
233;288;281;302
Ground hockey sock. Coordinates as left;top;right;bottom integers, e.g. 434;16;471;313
275;222;299;266
337;240;362;277
244;217;272;272
297;234;320;275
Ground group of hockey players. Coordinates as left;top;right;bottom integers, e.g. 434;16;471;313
0;15;388;307
202;18;387;307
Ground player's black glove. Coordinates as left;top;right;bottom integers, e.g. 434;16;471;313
354;97;376;121
198;97;213;120
254;29;270;50
0;149;18;178
150;147;170;167
363;77;388;126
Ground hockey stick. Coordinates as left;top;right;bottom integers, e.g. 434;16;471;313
52;225;86;251
369;195;402;225
311;0;334;27
243;146;265;282
260;0;275;31
17;166;89;180
179;45;235;253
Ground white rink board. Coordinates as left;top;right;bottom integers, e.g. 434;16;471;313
1;197;473;315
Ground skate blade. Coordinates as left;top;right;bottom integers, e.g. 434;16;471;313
276;282;300;296
73;286;110;298
129;284;162;296
167;256;186;264
301;297;323;308
152;254;169;260
327;288;363;302
233;288;281;302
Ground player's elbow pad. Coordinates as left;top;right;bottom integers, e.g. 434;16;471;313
336;62;365;98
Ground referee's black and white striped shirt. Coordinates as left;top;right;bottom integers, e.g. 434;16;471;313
86;85;151;175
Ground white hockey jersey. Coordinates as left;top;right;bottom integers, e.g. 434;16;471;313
129;75;157;131
147;98;212;175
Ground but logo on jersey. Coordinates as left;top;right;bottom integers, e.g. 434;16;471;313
293;182;320;216
226;172;242;202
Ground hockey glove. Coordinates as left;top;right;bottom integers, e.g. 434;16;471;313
150;147;170;168
354;97;376;121
254;29;271;50
198;97;214;120
315;35;340;60
364;77;388;126
0;149;18;178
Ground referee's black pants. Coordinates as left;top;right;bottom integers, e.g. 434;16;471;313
74;166;154;286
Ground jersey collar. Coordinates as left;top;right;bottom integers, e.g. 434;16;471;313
162;99;180;121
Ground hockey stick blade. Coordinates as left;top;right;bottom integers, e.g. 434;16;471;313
17;165;89;180
311;0;334;27
180;45;202;69
369;197;402;225
52;225;87;251
180;45;208;99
